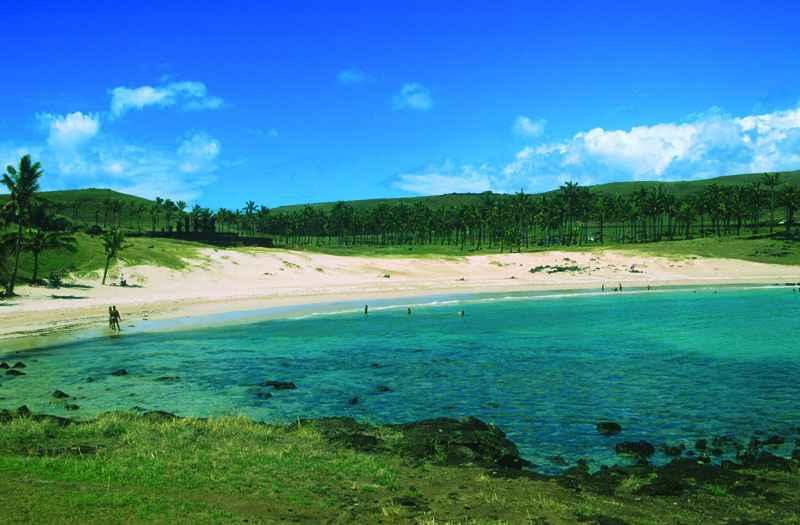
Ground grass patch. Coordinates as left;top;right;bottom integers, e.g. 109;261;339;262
0;413;799;524
14;234;205;283
607;235;800;266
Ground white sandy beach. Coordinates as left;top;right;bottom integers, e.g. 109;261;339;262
2;247;798;344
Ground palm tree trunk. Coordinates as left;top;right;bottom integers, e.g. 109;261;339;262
102;256;112;285
32;251;40;283
6;222;23;295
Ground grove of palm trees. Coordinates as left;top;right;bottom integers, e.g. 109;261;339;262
3;153;800;296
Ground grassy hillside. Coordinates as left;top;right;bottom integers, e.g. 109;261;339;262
271;169;800;214
2;169;798;219
11;233;203;283
0;188;153;230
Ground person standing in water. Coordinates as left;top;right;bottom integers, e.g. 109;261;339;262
111;306;122;331
364;304;368;316
108;306;115;329
407;307;412;315
459;310;465;317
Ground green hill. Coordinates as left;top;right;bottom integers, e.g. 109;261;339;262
272;169;800;213
2;168;799;220
0;188;154;230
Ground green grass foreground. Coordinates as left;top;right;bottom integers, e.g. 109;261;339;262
1;412;798;524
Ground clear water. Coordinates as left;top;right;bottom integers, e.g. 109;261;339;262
2;286;800;472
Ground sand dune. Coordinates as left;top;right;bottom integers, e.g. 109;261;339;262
2;247;798;344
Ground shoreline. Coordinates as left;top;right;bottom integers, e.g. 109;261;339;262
2;247;799;350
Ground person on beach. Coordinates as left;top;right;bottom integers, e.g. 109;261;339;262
618;282;623;292
111;306;122;331
601;283;605;292
108;306;115;329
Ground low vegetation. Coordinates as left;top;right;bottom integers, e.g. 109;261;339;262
0;411;798;524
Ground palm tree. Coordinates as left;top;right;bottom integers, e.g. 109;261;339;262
101;228;129;285
243;200;257;237
1;155;43;295
763;173;781;233
25;228;77;283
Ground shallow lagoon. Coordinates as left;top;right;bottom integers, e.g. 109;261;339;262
2;286;799;471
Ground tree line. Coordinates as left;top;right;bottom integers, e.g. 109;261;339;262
1;156;128;295
57;175;800;253
3;153;800;294
248;176;799;251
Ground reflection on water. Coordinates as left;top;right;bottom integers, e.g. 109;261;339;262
2;286;799;472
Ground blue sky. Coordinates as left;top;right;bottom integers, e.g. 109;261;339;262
2;1;800;208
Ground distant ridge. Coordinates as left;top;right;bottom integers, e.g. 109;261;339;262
3;169;799;214
271;169;800;213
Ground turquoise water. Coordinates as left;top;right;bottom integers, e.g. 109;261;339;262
2;286;800;471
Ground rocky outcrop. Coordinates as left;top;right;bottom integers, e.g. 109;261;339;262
261;380;297;390
615;441;655;458
596;421;622;436
294;416;531;471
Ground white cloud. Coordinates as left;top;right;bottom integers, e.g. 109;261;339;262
513;115;546;138
393;83;433;111
109;81;223;118
397;103;800;196
393;162;494;194
338;68;369;85
38;112;100;148
500;105;800;191
176;133;221;173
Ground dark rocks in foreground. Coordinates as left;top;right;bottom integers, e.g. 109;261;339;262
0;406;71;427
261;380;297;390
140;410;178;421
765;435;785;446
596;421;622;436
0;362;8;369
297;416;532;471
5;369;25;376
52;390;70;399
662;443;685;456
615;441;655;458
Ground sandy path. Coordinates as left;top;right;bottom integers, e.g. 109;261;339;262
2;247;798;345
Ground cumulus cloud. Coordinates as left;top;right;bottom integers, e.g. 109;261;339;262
37;112;100;148
42;133;222;201
502;105;800;189
395;104;800;196
513;115;546;138
393;83;433;111
337;68;370;85
393;162;494;194
109;81;223;118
